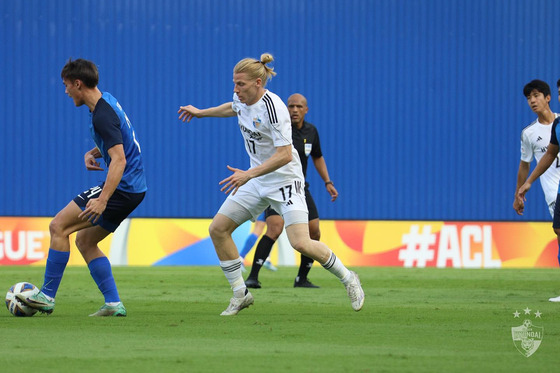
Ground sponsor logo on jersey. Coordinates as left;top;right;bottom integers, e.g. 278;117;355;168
240;124;263;140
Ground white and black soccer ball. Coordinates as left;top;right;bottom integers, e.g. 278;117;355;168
5;282;39;317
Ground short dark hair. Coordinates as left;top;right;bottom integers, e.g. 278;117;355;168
557;79;560;88
523;79;551;98
60;58;99;88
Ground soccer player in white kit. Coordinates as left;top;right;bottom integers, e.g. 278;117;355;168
178;53;364;315
514;79;560;218
516;79;560;302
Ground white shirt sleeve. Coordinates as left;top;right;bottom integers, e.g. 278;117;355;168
268;96;292;148
520;131;534;163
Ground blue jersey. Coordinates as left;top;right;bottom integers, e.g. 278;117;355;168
90;92;147;193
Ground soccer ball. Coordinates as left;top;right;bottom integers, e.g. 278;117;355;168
5;282;39;317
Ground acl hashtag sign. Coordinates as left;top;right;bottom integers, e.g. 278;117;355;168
397;224;501;268
398;225;436;267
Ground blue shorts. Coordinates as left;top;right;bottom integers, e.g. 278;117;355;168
73;183;145;232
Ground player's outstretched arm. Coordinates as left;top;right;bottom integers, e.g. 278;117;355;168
178;102;236;122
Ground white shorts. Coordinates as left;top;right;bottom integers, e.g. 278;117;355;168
217;178;308;227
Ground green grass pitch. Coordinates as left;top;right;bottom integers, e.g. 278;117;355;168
0;266;558;372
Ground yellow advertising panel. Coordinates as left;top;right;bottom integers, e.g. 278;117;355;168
0;217;113;266
126;218;213;265
319;221;556;268
0;217;557;268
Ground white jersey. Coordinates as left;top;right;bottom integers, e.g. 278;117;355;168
520;113;560;206
232;90;304;185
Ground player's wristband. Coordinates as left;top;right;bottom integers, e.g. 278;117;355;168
325;181;334;186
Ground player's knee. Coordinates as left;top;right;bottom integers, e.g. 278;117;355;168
49;218;65;238
308;219;321;241
310;228;321;241
267;232;281;241
74;235;86;254
208;221;219;239
289;237;313;256
267;225;283;241
265;216;284;240
209;220;230;241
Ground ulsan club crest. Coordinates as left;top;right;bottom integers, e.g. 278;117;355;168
252;116;262;128
511;308;543;357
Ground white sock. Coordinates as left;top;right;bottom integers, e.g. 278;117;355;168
322;251;352;285
220;258;246;298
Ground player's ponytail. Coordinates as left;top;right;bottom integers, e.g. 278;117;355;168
234;53;276;86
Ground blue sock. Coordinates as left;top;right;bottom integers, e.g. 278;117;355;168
88;257;120;303
42;249;70;298
239;233;258;259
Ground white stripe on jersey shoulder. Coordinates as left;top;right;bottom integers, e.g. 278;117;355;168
520;119;538;136
520;113;559;139
262;93;292;145
521;113;560;140
262;93;278;124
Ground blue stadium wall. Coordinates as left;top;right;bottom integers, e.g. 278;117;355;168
2;0;560;221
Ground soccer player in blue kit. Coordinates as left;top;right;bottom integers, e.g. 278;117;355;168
18;59;147;316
